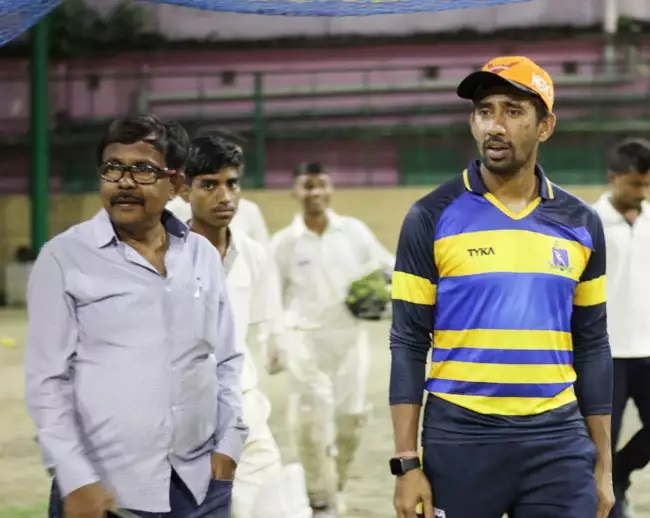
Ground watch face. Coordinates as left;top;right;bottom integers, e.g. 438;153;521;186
389;457;404;475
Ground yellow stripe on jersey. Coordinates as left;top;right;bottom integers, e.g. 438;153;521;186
435;229;591;281
392;271;436;305
434;329;572;351
429;361;576;385
434;386;576;416
574;274;606;307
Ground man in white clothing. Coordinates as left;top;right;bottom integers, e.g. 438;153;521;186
271;161;395;516
593;138;650;518
184;135;312;518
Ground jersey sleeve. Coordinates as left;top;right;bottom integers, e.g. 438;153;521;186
389;203;438;406
571;211;612;416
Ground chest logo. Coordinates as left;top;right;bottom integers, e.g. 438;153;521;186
467;247;495;257
549;241;574;273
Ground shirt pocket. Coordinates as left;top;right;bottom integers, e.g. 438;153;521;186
68;272;161;347
179;275;218;347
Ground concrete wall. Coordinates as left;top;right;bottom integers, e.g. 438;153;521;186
0;185;607;297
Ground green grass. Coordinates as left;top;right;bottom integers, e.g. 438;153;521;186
0;502;48;518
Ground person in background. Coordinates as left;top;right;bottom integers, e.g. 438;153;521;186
184;135;311;518
593;138;650;518
166;127;271;248
272;161;395;517
25;115;247;518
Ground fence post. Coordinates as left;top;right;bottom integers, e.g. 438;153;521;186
253;72;266;188
30;16;50;255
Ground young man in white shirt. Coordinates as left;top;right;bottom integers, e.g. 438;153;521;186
167;129;271;249
271;162;395;516
593;138;650;518
184;135;312;518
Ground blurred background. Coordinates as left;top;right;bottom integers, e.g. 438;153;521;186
0;0;649;516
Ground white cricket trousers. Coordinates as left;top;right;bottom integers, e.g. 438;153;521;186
286;324;371;506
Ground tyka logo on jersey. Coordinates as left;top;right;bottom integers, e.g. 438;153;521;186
467;247;495;257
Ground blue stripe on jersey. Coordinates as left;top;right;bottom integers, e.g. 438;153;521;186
426;378;574;398
432;347;574;365
435;272;575;332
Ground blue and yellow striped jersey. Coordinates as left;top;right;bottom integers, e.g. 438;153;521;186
389;160;612;440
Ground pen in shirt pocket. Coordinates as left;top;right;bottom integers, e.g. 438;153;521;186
194;278;203;298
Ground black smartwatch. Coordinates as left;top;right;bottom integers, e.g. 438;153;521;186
389;456;421;476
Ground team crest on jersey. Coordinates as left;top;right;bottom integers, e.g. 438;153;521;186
548;241;573;274
434;509;447;518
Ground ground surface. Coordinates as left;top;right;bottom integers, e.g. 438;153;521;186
1;310;649;518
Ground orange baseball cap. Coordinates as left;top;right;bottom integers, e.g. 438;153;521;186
456;56;554;113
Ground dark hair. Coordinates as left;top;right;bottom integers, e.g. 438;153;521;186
293;161;326;177
607;138;650;174
194;126;247;147
165;120;190;170
530;96;549;123
185;136;244;181
97;114;189;169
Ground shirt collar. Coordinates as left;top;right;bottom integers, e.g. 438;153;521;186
595;192;650;224
463;159;555;200
291;208;344;236
92;208;189;248
223;228;239;275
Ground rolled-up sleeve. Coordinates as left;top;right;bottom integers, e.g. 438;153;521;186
212;265;248;462
24;244;100;497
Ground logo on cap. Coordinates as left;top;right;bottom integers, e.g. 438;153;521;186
486;61;519;74
531;73;553;102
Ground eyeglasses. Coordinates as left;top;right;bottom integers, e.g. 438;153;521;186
99;162;175;185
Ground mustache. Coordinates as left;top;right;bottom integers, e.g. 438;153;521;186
483;137;512;150
110;192;145;205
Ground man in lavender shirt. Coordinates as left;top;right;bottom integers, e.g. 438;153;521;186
24;115;248;518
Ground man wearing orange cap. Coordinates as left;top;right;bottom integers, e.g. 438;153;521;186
388;57;615;518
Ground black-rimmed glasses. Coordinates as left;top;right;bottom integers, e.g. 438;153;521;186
99;162;175;185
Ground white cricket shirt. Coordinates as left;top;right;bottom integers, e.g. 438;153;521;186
593;193;650;358
231;198;271;249
165;196;192;223
271;210;395;330
223;230;280;391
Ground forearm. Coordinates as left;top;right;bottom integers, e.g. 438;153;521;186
391;404;422;455
586;415;612;469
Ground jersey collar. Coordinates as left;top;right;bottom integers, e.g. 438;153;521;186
463;159;555;200
291;208;344;236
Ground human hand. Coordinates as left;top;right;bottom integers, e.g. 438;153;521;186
595;461;615;518
265;335;287;375
393;469;434;518
211;452;237;481
63;482;114;518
